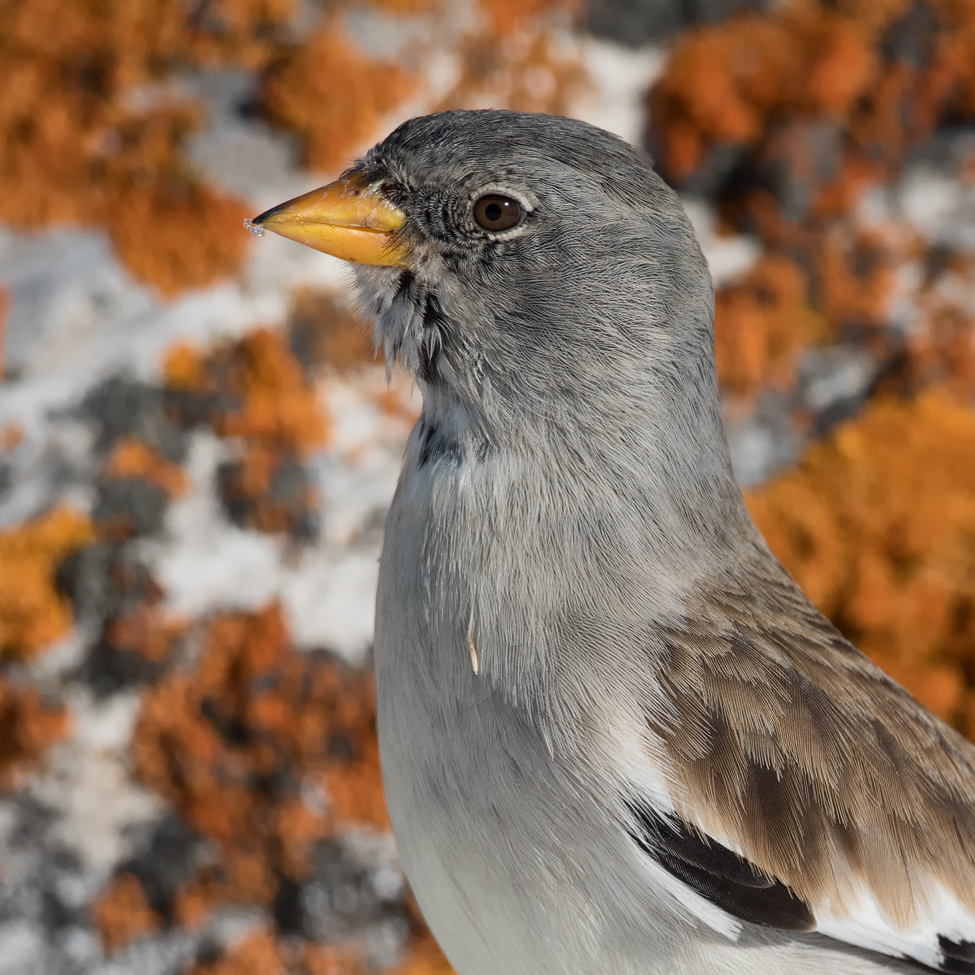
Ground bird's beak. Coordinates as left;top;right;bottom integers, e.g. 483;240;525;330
249;173;409;267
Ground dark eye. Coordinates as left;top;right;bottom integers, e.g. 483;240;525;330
473;194;522;232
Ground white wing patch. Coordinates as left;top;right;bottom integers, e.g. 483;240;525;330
630;839;744;941
641;797;975;973
816;878;975;973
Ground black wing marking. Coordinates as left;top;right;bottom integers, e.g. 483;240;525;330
940;936;975;975
626;800;815;932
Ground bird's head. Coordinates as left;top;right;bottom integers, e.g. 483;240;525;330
253;110;727;477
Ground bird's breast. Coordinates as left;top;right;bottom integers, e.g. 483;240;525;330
370;447;695;975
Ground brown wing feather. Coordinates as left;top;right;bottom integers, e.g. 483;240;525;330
650;553;975;928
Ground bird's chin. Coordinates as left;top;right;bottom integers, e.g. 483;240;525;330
354;264;444;383
352;264;405;360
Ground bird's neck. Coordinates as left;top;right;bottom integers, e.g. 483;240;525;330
410;368;760;582
389;387;765;704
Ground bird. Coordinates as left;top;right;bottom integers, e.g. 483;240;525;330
251;109;975;975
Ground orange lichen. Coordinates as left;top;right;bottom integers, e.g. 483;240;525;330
816;228;899;333
293;943;363;975
218;444;318;534
106;181;251;298
650;0;975;404
874;249;975;401
650;0;975;183
0;0;588;294
807;156;884;223
376;385;422;425
437;22;586;117
954;18;975;117
170;328;328;454
93;873;160;954
355;0;438;11
260;0;585;165
386;932;456;975
104;437;187;496
164;327;328;537
322;743;389;827
288;290;376;373
0;679;70;788
183;0;298;68
905;303;975;400
0;423;24;452
104;602;185;666
214;328;328;451
650;5;878;181
163;342;207;391
133;604;385;921
260;23;415;173
746;391;975;733
0;0;292;293
0;507;95;659
713;255;824;401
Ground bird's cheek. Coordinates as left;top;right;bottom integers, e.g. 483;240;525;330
249;172;412;268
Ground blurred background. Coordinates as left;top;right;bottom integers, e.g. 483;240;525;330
1;0;975;971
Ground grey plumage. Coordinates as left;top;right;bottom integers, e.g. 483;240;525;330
253;109;975;975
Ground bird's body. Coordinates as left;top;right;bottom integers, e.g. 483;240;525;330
375;429;928;975
375;396;973;975
253;110;975;975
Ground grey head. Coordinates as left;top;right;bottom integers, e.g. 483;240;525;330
252;109;757;557
350;109;752;549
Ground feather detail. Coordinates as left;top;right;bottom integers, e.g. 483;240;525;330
625;798;815;931
642;554;975;972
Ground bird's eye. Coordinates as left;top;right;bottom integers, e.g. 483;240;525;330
473;195;522;232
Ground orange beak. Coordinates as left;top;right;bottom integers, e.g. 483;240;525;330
250;173;409;267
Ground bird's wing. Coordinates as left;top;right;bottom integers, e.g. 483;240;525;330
630;565;975;974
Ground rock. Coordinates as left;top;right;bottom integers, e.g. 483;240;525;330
275;831;407;967
94;478;169;538
587;0;771;46
81;377;186;463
